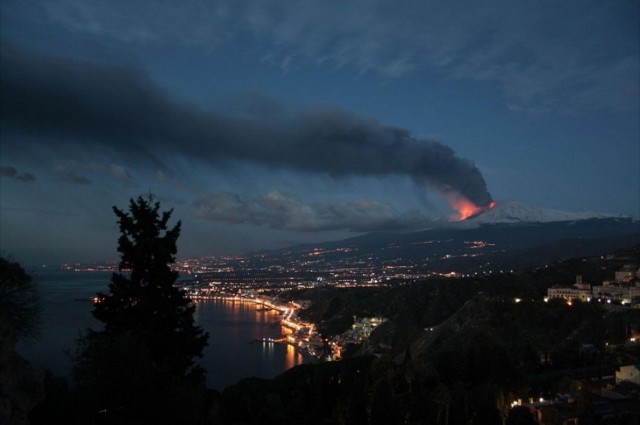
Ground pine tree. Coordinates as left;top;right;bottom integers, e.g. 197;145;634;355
0;257;39;343
93;195;208;377
73;196;210;424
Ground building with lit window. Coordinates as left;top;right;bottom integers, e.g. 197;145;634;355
547;286;591;302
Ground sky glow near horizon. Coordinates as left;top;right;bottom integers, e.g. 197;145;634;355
0;0;638;265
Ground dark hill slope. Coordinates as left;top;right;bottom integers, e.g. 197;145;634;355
268;218;638;272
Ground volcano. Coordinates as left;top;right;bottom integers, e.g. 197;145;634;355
261;200;637;273
461;200;625;225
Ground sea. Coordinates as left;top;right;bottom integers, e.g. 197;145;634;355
16;269;306;391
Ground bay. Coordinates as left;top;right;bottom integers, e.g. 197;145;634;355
16;270;305;391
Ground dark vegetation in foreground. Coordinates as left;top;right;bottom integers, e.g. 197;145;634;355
1;258;42;424
31;196;213;425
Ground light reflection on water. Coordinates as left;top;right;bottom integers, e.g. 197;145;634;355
16;271;307;391
195;299;305;390
286;343;300;370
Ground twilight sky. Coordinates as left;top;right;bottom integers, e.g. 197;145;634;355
1;0;638;265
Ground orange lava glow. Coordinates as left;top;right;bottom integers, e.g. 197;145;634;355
455;199;484;220
445;192;495;221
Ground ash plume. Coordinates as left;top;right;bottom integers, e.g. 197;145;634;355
0;42;492;207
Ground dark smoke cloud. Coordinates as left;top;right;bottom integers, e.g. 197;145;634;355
0;165;36;182
0;42;492;206
57;172;92;185
52;161;135;185
193;191;433;232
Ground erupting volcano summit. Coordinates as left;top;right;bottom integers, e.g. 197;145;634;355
459;200;625;225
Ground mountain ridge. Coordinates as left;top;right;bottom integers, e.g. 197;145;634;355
264;216;638;274
270;201;635;256
462;200;626;225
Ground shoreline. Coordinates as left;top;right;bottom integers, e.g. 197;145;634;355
191;295;317;355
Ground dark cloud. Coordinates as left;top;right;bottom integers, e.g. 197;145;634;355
57;172;91;185
52;161;135;186
1;206;79;217
0;166;18;177
0;165;36;182
0;42;491;206
14;1;636;113
193;191;433;232
103;164;133;184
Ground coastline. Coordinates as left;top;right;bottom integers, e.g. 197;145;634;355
17;271;308;390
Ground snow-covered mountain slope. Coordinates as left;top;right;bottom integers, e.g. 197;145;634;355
466;200;625;225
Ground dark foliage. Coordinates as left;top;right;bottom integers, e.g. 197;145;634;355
220;356;375;424
72;196;210;424
92;196;208;376
0;257;39;343
29;371;80;424
0;258;43;424
505;406;536;425
73;331;210;424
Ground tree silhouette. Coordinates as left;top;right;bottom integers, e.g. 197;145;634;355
431;382;451;425
92;195;208;376
505;406;536;425
73;196;210;424
0;258;43;423
0;257;39;343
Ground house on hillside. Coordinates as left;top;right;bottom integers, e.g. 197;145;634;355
615;264;640;283
547;287;590;303
547;268;640;305
616;365;640;385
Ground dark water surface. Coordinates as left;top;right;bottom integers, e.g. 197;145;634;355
16;270;305;390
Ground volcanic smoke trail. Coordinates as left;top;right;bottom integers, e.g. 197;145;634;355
1;41;492;218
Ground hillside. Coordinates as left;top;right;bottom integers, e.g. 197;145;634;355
268;217;638;273
219;245;640;425
285;244;640;353
464;200;624;225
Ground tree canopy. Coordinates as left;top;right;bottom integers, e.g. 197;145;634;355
73;196;210;424
92;195;208;376
0;257;39;343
